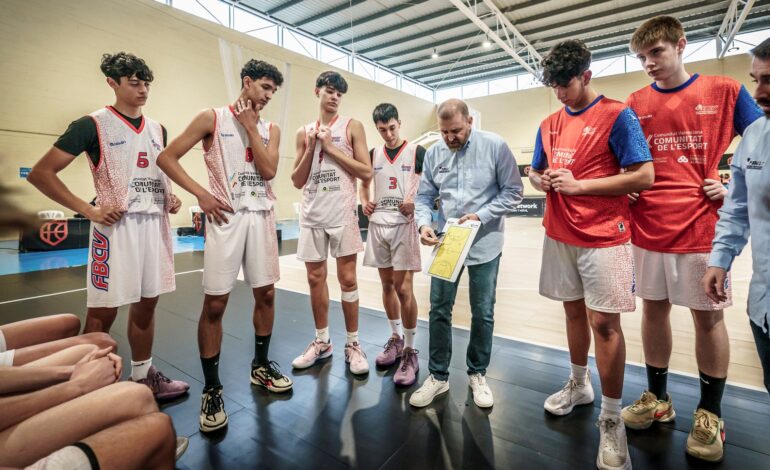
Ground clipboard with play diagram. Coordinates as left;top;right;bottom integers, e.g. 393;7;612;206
425;218;481;283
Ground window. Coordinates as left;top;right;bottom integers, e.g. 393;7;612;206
401;79;417;96
435;86;462;103
625;55;644;73
517;74;542;90
173;0;229;26
462;82;488;99
591;56;625;78
353;58;376;80
233;7;278;45
724;29;770;57
283;30;317;59
489;76;517;95
320;44;349;71
415;84;434;103
377;68;399;89
684;40;716;64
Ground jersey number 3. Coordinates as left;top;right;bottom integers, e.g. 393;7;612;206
388;177;398;190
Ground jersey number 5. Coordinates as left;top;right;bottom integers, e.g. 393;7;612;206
136;152;149;168
388;177;398;190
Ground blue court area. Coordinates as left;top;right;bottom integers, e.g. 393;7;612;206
0;220;300;276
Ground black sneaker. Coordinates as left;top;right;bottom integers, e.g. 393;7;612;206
251;360;293;393
199;386;227;432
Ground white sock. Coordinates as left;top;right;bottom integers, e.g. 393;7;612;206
316;327;330;343
600;395;622;418
404;327;416;349
131;357;152;381
570;362;589;385
346;330;359;345
389;319;403;337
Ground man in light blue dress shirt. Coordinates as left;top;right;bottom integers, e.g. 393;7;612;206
704;38;770;394
409;99;523;408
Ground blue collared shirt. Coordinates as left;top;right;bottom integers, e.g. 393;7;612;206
709;116;770;333
415;128;524;265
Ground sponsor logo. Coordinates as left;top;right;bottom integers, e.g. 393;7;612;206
39;220;68;247
638;114;653;120
220;133;234;137
332;136;342;143
618;221;626;233
373;166;383;172
582;126;596;137
746;158;765;170
90;228;110;291
401;165;412;172
150;139;162;151
438;166;450;174
108;140;126;147
645;134;653;148
677;155;689;163
695;104;718;115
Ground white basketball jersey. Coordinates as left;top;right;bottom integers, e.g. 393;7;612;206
370;141;421;225
301;116;358;227
204;106;275;212
89;107;171;215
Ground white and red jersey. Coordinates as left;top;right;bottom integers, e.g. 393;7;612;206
203;106;276;212
88;106;172;214
370;141;421;225
301;115;358;227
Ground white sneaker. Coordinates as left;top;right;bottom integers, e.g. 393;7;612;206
344;342;369;375
597;415;632;470
469;373;494;408
292;339;333;369
409;374;449;407
544;375;595;415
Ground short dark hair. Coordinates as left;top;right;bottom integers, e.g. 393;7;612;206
100;52;153;82
540;40;591;87
751;37;770;60
372;103;399;124
316;71;348;94
241;59;283;88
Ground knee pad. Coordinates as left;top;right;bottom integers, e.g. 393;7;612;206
341;289;359;302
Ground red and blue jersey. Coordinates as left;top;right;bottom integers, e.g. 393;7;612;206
532;95;652;248
626;74;762;253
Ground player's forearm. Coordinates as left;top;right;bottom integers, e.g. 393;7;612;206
0;366;73;394
358;184;372;206
324;147;372;180
291;153;313;189
157;154;209;199
27;170;93;216
528;171;545;192
0;379;83;430
580;169;653;196
246;130;278;180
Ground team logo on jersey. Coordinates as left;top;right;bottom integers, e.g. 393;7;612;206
582;126;597;137
617;221;626;233
645;134;653;148
39;220;68;247
677;155;689;163
90;228;110;292
746;158;765;170
695;104;718;115
108;140;126;147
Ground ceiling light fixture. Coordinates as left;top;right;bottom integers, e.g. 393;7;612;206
432;48;439;59
482;34;491;48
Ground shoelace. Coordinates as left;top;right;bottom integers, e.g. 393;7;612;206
347;343;367;360
556;378;579;402
629;391;655;411
304;340;327;357
598;418;621;454
264;360;286;380
145;369;172;390
382;337;398;353
399;349;419;372
203;389;224;418
471;375;490;395
693;411;717;442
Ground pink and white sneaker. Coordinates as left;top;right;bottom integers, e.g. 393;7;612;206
134;366;190;400
375;335;404;367
345;342;369;375
291;339;333;369
394;348;419;386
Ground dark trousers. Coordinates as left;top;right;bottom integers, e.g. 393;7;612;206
750;318;770;395
428;255;500;381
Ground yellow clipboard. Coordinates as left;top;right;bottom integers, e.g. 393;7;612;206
425;218;481;282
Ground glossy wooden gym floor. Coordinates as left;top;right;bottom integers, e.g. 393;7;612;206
1;219;767;469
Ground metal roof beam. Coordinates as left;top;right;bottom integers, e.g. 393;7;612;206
266;0;304;16
449;0;542;76
317;0;428;37
716;0;756;58
337;8;457;47
294;0;367;27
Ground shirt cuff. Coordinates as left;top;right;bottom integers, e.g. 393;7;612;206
708;250;735;271
476;208;492;225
